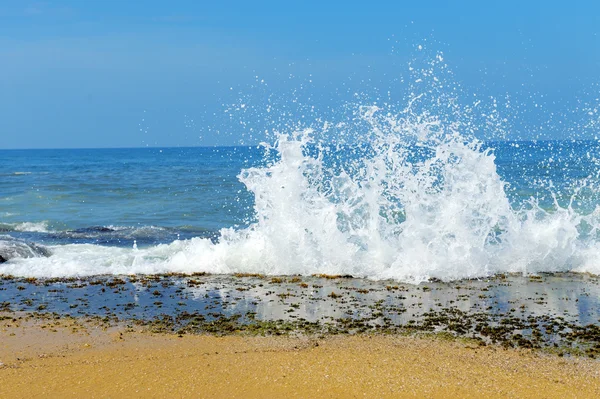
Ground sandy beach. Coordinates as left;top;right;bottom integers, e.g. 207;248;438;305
1;317;599;398
3;1;600;398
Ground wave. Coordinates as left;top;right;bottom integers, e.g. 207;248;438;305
49;225;216;246
4;54;600;282
0;223;217;247
0;221;52;233
4;112;600;281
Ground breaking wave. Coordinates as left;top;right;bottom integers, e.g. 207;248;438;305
3;51;600;282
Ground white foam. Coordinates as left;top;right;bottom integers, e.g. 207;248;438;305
4;55;600;282
11;221;51;233
4;108;600;282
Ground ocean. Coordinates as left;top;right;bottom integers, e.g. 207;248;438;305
2;130;600;282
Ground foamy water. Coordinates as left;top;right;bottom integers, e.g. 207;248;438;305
3;53;600;282
4;110;600;282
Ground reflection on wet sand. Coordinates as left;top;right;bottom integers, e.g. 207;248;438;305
1;272;599;356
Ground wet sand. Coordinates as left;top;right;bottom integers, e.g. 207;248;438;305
2;273;600;355
2;273;600;397
1;319;599;398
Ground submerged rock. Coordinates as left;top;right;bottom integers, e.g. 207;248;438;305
0;236;52;262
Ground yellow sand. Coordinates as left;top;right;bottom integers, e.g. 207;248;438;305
0;319;599;398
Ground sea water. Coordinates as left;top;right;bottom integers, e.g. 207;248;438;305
2;136;600;282
2;55;600;282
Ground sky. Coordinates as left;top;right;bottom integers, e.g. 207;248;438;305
1;1;599;148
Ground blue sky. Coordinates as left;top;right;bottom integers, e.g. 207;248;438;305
1;1;599;148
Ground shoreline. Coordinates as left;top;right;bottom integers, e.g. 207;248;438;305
2;272;600;397
1;272;600;356
1;317;599;398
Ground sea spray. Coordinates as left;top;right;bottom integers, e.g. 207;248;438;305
167;103;596;282
3;52;600;281
4;104;596;281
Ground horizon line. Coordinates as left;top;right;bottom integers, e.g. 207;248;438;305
0;138;596;151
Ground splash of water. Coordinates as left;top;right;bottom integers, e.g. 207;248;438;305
157;102;598;282
3;121;599;281
4;51;600;282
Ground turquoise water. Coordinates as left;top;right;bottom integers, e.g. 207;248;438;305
2;141;599;242
0;147;263;246
2;138;600;280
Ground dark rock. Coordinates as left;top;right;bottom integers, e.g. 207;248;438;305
73;226;115;233
0;236;52;262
